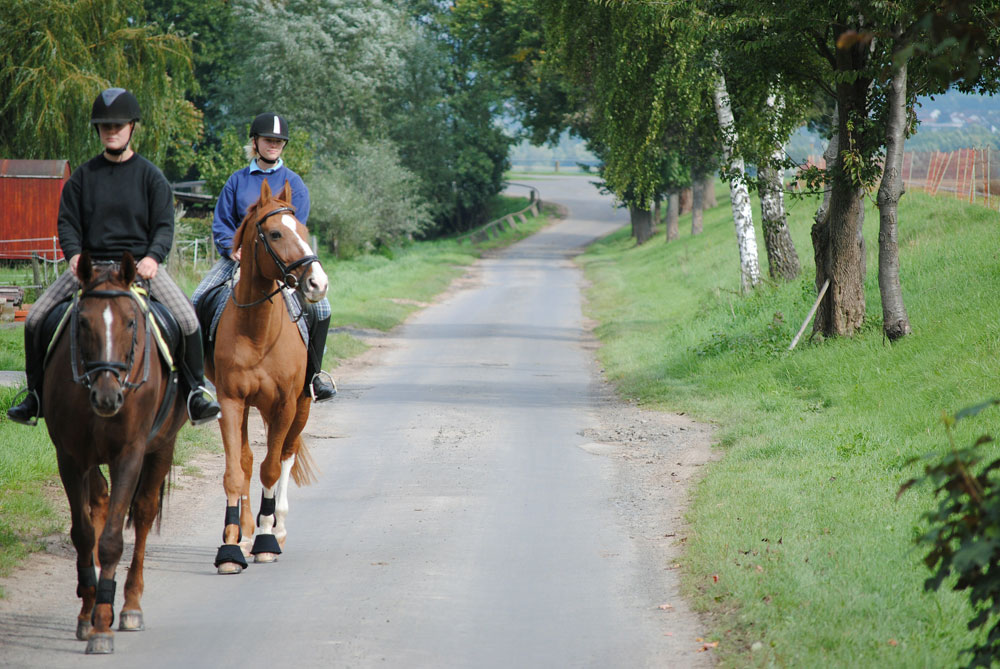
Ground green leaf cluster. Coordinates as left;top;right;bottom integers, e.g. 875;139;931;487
902;400;1000;667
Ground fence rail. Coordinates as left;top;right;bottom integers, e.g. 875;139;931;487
458;183;542;243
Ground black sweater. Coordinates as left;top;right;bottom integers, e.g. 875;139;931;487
57;153;174;263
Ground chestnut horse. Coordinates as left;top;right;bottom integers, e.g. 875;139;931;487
206;180;328;574
43;252;186;654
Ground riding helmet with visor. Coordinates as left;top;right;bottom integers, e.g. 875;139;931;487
91;88;141;125
249;113;289;141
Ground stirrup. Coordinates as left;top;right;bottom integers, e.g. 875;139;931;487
186;385;221;425
7;387;41;426
309;371;337;403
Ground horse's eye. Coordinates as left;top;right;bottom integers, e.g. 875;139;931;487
128;319;136;329
269;230;282;240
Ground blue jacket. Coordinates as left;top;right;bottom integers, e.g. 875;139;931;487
212;162;310;258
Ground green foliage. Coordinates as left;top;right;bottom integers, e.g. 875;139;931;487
901;400;1000;668
0;0;198;169
309;141;433;257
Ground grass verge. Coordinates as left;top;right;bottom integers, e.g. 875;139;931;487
579;188;1000;666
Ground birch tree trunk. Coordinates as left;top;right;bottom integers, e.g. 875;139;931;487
665;189;680;242
875;38;912;340
711;60;760;291
760;92;800;281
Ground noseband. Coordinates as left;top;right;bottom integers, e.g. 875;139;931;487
231;206;320;309
70;274;151;391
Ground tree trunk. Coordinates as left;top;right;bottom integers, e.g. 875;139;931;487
876;39;912;341
691;175;704;236
630;206;654;245
653;198;661;231
811;36;869;337
760;92;800;281
761;164;800;280
703;174;717;208
679;187;693;215
665;190;680;242
711;58;761;292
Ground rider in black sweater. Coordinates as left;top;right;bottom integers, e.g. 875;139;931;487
7;88;221;426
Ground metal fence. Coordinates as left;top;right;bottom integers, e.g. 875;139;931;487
802;147;998;210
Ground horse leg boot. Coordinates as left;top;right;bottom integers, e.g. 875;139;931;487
180;330;221;425
7;326;44;425
304;303;336;402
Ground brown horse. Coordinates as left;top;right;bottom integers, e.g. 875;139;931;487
42;252;186;654
206;179;328;574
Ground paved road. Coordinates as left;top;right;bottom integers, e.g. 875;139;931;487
0;176;710;668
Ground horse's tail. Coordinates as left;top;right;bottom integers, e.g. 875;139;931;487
291;441;318;487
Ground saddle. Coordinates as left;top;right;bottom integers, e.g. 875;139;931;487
42;289;181;373
195;279;309;365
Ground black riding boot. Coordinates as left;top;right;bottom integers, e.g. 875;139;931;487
180;330;221;425
7;329;44;426
304;305;336;402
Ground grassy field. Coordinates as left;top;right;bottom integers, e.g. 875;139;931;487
579;186;1000;666
0;196;550;587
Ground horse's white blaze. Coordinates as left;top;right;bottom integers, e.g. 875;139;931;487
102;306;114;360
274;455;294;542
280;213;328;297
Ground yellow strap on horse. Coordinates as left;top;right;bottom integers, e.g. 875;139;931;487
130;285;175;370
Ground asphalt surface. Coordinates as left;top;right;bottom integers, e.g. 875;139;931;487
0;176;710;668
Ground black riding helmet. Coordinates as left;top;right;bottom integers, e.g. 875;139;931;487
249;113;289;141
91;88;141;125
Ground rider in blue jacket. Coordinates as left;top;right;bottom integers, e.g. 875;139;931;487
192;113;336;402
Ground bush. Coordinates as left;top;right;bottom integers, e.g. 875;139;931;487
309;140;432;257
901;399;1000;668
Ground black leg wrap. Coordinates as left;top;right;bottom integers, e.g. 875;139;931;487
78;563;97;589
214;544;249;569
223;505;242;542
250;533;282;556
96;578;116;605
256;493;276;527
92;578;116;628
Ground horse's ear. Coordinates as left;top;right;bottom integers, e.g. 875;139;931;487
76;251;93;285
120;252;136;285
260;178;272;205
279;180;293;204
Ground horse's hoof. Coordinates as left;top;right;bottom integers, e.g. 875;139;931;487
254;552;278;564
86;633;114;654
76;619;93;641
118;610;144;631
217;562;243;575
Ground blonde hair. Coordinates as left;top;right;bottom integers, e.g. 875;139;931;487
243;139;257;161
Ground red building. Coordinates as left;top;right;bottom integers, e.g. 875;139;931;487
0;159;70;261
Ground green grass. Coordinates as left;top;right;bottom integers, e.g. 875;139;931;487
0;193;551;583
580;188;1000;666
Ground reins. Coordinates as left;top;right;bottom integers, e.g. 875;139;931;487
229;205;319;310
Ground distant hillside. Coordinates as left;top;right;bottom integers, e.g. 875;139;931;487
787;90;1000;162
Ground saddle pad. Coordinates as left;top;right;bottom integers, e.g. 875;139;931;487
202;284;309;347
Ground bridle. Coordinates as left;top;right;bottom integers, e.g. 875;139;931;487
230;206;320;309
70;269;151;392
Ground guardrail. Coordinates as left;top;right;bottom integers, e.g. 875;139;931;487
459;182;542;243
